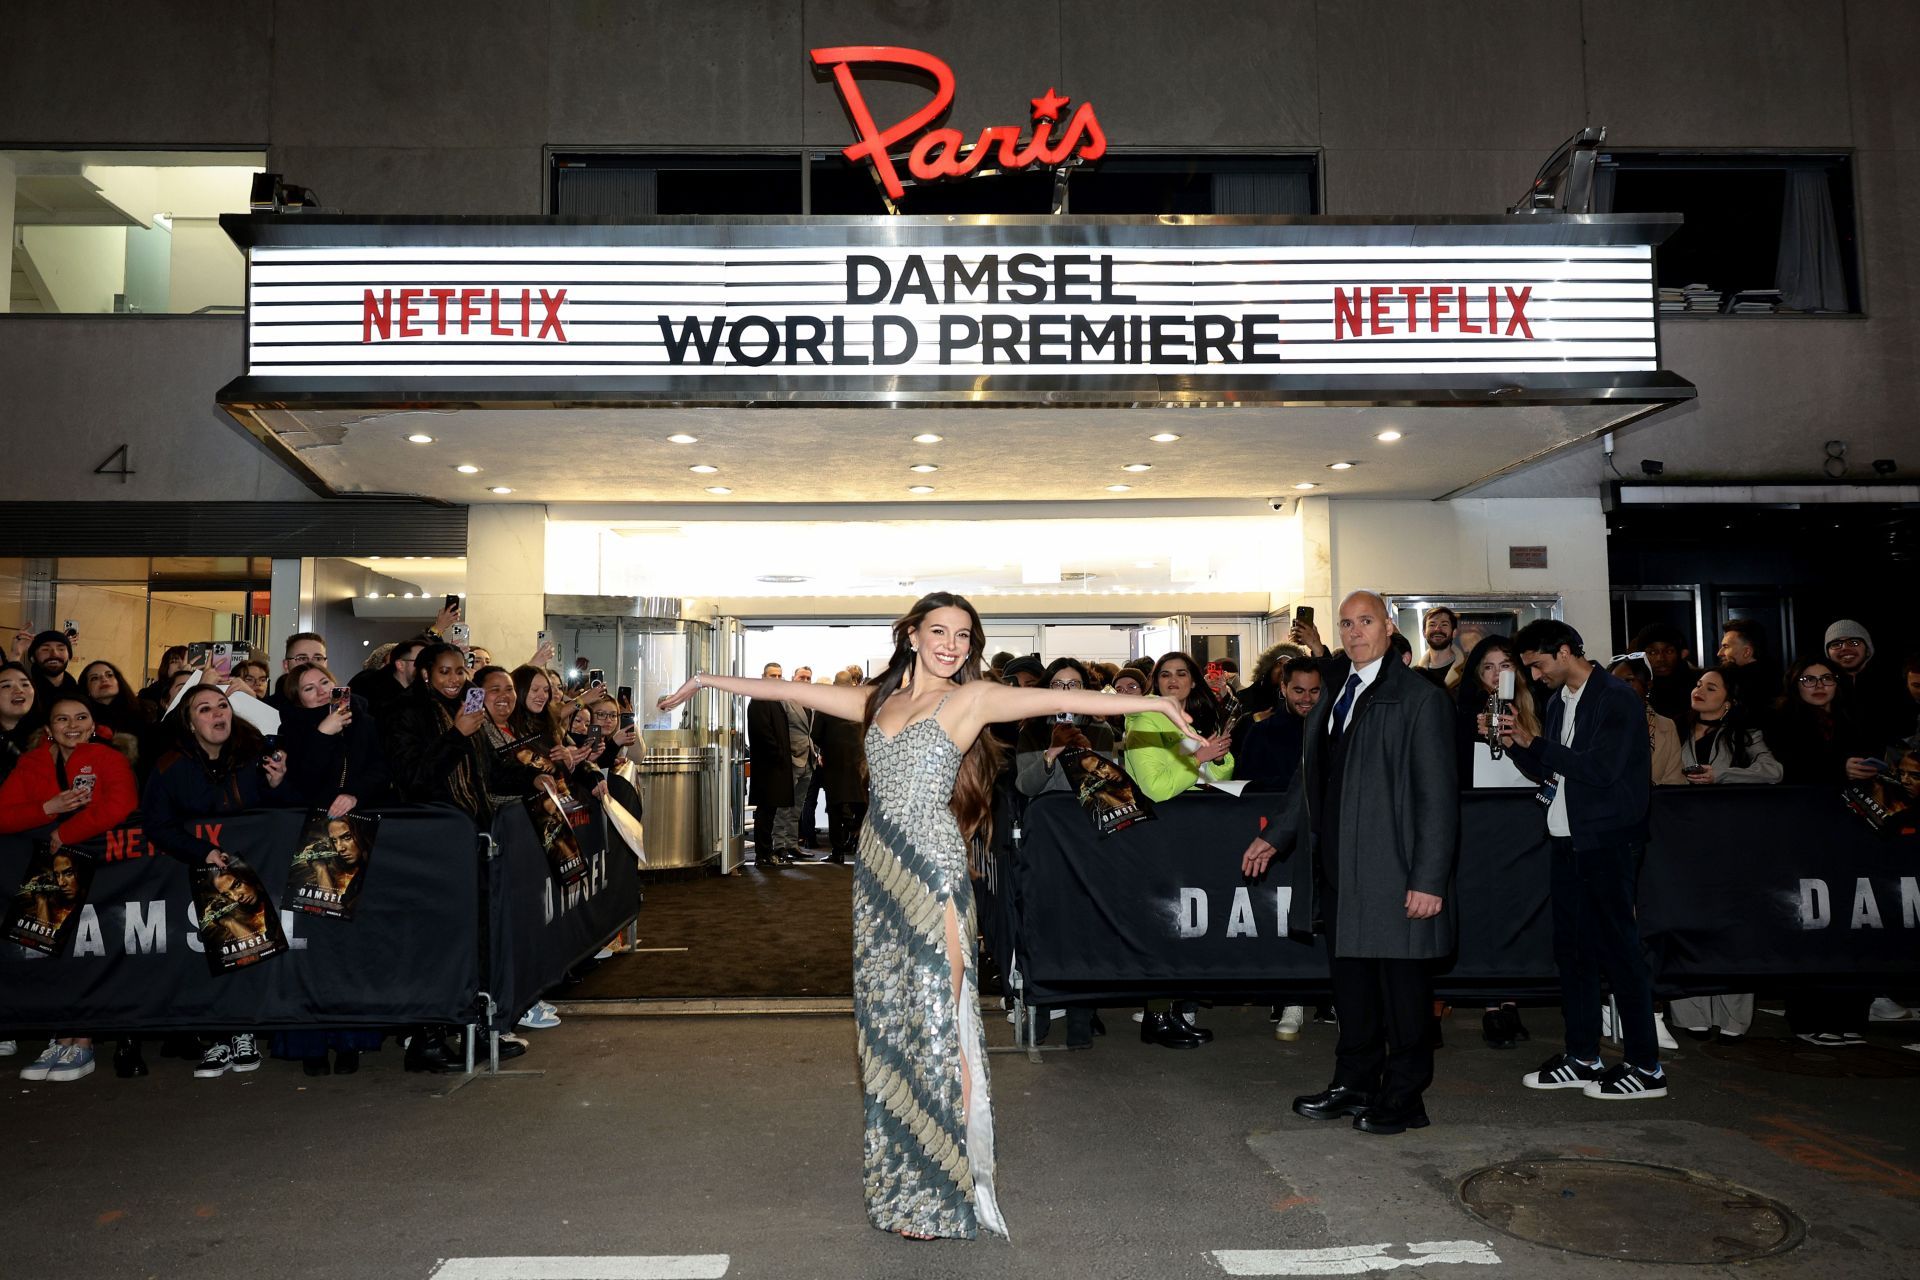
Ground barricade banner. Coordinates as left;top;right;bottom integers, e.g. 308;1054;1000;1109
1011;787;1919;1005
486;797;641;1029
0;808;483;1035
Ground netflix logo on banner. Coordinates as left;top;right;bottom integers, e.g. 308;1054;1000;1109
362;287;567;343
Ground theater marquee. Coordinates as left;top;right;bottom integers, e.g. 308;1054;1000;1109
223;215;1679;395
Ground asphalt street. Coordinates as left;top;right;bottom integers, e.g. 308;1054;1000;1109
5;1005;1918;1279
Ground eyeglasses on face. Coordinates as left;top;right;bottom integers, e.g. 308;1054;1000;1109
1827;637;1866;650
1049;679;1083;690
1797;674;1839;687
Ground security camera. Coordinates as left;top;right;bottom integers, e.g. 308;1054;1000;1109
1639;459;1665;477
1268;497;1291;512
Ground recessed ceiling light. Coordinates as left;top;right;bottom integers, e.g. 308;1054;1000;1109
912;433;943;444
704;486;732;495
689;464;719;474
1149;432;1182;443
667;433;698;444
1106;484;1132;492
406;433;434;444
908;485;936;494
402;592;415;599
1375;429;1403;442
365;592;379;600
454;464;481;474
756;574;811;584
489;485;514;494
368;555;381;561
1328;461;1356;471
1121;462;1152;472
908;463;939;473
1293;481;1319;490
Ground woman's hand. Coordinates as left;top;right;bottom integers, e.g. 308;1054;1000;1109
42;787;89;816
1684;763;1716;785
530;638;557;668
1844;756;1880;781
592;780;608;799
454;707;485;737
657;676;701;712
8;629;30;661
319;705;352;736
613;724;638;747
48;831;64;854
204;849;230;870
1194;731;1232;765
434;599;461;635
1044;745;1065;765
262;751;288;789
1154;696;1196;739
328;793;358;818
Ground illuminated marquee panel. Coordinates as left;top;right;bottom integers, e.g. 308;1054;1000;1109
242;242;1658;380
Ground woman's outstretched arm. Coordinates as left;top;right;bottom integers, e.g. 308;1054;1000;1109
966;682;1196;738
657;673;871;722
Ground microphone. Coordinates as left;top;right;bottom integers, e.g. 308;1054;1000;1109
1486;669;1514;760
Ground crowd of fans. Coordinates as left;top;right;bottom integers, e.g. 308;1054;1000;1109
0;606;639;1084
5;603;1917;1082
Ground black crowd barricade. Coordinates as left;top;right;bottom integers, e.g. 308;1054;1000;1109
0;807;485;1036
1009;786;1920;1006
485;798;642;1031
0;799;645;1038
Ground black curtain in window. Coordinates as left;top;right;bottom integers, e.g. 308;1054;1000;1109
1209;172;1312;214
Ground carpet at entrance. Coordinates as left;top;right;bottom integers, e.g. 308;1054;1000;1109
559;861;854;999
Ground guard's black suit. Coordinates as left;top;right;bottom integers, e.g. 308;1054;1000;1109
1259;655;1458;1113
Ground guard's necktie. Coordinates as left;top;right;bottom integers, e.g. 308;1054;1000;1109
1327;672;1362;747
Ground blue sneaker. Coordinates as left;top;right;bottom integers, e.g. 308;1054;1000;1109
46;1044;95;1082
19;1042;59;1081
518;1002;562;1030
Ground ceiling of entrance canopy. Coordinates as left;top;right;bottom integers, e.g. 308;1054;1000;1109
228;401;1672;505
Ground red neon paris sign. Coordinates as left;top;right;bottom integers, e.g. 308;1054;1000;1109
810;45;1107;201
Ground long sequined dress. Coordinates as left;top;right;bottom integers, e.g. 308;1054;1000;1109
853;695;1008;1240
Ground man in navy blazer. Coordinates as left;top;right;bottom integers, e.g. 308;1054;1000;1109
1496;620;1668;1102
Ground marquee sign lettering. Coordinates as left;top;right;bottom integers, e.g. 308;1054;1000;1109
810;45;1106;200
240;240;1658;380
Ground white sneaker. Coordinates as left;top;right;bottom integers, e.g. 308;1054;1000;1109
1869;997;1916;1022
0;1039;16;1056
1582;1062;1668;1100
518;1003;562;1030
194;1042;233;1078
1276;1006;1305;1041
1655;1012;1679;1051
19;1042;60;1081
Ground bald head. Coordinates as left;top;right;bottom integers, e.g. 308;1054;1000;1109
1338;590;1394;667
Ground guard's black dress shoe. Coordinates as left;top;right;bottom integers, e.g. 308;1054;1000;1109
1482;1010;1516;1049
1175;1013;1215;1044
1292;1085;1373;1120
113;1040;149;1078
403;1030;454;1074
1354;1102;1430;1135
1141;1011;1203;1049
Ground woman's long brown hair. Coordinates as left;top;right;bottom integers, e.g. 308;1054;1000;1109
860;591;1003;870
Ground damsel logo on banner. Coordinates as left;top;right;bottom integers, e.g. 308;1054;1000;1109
810;45;1106;200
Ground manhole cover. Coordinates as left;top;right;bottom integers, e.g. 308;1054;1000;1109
1701;1037;1920;1079
1459;1159;1803;1264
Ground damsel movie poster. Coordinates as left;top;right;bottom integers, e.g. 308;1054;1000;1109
3;841;95;955
283;810;379;918
1058;748;1155;837
191;854;289;974
528;788;589;886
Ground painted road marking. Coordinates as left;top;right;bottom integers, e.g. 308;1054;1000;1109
1212;1240;1501;1275
429;1258;729;1280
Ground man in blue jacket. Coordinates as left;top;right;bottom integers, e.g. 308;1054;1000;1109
1496;620;1667;1101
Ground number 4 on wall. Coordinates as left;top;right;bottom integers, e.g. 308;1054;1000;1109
93;444;135;483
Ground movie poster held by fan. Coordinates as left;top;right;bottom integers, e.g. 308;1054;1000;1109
1058;747;1155;837
3;841;95;955
283;810;378;918
191;854;289;974
528;786;590;887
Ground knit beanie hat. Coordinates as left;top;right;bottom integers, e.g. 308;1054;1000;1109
1823;619;1873;662
29;630;71;659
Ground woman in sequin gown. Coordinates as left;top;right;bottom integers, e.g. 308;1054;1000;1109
659;592;1193;1241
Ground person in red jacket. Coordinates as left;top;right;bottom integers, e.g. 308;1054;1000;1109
0;695;138;850
0;694;138;1085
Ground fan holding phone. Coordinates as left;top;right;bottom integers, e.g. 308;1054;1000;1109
281;662;391;818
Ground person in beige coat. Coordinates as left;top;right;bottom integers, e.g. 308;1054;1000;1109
1608;657;1687;785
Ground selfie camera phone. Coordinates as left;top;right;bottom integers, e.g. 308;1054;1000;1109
536;629;550;648
461;687;487;716
1683;764;1708;777
1861;757;1891;774
74;771;97;795
63;619;78;640
332;685;352;710
1296;605;1315;628
445;593;461;613
589;668;606;688
619;712;635;730
449;621;470;644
